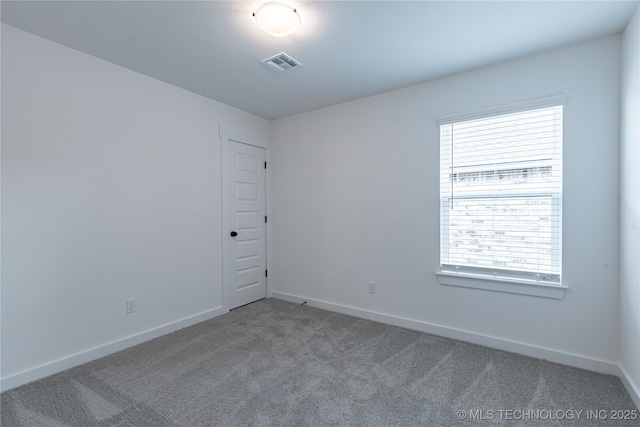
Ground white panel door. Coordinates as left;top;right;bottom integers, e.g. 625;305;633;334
227;141;266;309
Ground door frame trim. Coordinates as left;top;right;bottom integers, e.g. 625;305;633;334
220;126;271;312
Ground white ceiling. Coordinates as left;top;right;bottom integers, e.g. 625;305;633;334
2;1;638;120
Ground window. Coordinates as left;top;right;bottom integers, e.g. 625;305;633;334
437;96;566;298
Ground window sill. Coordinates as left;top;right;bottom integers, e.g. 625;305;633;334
436;271;567;299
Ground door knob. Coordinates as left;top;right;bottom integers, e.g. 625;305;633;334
230;231;238;237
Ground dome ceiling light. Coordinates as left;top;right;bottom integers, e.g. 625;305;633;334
253;2;300;37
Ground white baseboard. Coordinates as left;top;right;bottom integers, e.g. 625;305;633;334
272;291;622;377
0;306;227;392
619;365;640;410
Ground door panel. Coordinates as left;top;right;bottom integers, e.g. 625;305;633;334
227;141;266;309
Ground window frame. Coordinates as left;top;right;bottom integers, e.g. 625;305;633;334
436;95;568;299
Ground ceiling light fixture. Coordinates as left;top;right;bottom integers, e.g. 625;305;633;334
253;2;300;37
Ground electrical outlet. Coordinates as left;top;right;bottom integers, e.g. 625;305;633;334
368;282;376;294
126;298;136;314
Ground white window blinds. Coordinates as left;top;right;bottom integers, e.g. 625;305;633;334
439;98;563;283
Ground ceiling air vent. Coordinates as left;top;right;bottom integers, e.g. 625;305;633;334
261;52;302;72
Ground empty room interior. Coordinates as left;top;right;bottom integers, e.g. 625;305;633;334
1;0;640;425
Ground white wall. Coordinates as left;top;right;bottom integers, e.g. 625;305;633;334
272;36;622;373
0;24;270;390
620;5;640;408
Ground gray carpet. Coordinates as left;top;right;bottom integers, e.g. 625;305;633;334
1;298;638;426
